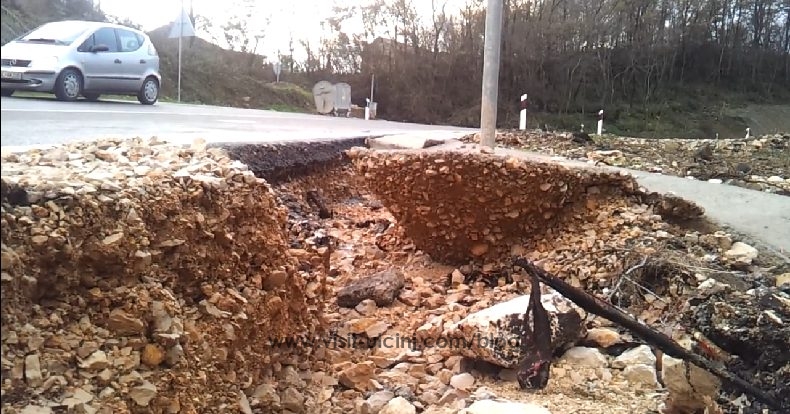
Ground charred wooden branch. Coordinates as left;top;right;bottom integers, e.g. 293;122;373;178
515;271;552;389
306;189;332;219
511;257;783;411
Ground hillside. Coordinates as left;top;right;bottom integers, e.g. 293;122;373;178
146;27;313;111
2;0;788;138
1;0;104;44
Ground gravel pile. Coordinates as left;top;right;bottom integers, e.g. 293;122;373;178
1;137;330;413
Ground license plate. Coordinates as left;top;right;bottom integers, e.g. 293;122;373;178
1;71;22;80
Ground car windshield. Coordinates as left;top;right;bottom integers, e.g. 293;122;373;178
17;21;91;46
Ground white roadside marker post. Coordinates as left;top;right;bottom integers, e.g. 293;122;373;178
519;94;528;130
597;109;604;136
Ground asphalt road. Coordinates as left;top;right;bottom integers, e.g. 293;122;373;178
631;170;790;259
0;95;475;148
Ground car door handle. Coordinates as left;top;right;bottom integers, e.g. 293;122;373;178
139;59;146;64
114;59;121;64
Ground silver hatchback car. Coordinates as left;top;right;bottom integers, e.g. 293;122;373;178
1;20;161;104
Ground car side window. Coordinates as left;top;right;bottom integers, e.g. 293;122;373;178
77;35;94;52
92;27;119;52
117;29;142;52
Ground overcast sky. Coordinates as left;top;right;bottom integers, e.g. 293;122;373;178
98;0;471;61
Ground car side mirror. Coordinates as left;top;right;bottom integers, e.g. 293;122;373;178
91;44;109;53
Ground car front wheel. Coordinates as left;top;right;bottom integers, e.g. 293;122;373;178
1;89;13;97
137;77;159;105
54;68;82;101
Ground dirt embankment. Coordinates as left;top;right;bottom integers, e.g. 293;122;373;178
1;138;787;414
0;138;331;413
345;147;701;267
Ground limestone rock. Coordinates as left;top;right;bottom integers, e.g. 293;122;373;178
339;361;376;391
355;299;378;315
281;387;305;413
24;354;43;387
107;309;145;336
472;386;497;401
437;386;467;407
337;269;405;307
252;384;280;405
129;380;157;406
444;290;584;368
150;301;173;333
239;391;253;414
79;350;109;371
559;347;608;369
622;364;659;388
462;399;552;414
365;321;390;338
379;396;416;414
449;373;475;391
166;344;184;366
366;390;395;413
61;387;94;407
451;269;465;285
582;327;621;348
612;345;655;369
724;242;758;266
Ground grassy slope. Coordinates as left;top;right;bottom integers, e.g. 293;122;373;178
492;84;790;139
146;28;314;112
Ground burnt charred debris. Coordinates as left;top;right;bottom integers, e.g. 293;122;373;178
511;257;783;411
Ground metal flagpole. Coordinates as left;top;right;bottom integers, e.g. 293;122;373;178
177;0;183;102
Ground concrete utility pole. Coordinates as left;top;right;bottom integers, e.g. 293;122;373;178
479;0;504;148
177;0;182;102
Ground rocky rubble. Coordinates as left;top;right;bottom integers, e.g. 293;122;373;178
340;147;787;413
461;130;790;195
2;137;787;414
0;137;330;413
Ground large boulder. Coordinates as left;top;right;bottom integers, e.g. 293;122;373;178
336;269;405;307
443;289;584;368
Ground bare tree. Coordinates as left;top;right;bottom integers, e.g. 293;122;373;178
307;0;788;132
